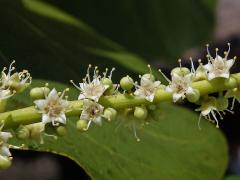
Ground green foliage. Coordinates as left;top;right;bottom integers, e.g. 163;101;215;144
8;80;228;180
0;0;226;179
225;176;240;180
0;0;216;83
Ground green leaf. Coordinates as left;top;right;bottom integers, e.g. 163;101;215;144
8;80;228;180
0;0;216;83
0;0;153;83
44;0;217;61
225;176;240;180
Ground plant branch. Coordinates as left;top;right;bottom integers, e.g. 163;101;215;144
1;73;240;129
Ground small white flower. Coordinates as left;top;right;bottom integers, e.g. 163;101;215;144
34;88;69;126
189;58;208;81
134;75;161;102
1;60;32;92
203;44;236;80
195;97;220;129
80;99;104;130
71;65;111;102
0;128;12;159
134;65;161;102
166;73;194;102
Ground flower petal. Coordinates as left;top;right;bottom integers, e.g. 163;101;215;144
42;114;51;124
34;99;46;110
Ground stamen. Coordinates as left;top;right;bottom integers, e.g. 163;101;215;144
86;64;92;83
178;59;182;69
132;124;140;142
103;68;108;78
231;98;236;110
224;43;231;59
158;69;171;83
109;67;115;79
215;110;224;120
215;48;219;57
7;60;16;77
189;57;195;73
211;111;219;128
198;114;202;130
70;80;81;91
224;109;234;114
85;120;92;130
147;64;152;75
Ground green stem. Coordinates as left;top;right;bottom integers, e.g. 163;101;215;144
0;99;7;113
1;73;240;129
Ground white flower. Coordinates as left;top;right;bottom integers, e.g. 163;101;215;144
71;65;110;102
195;97;220;129
203;44;235;80
134;75;161;102
0;129;12;158
80;99;104;130
1;60;32;92
166;73;194;102
189;58;208;81
34;88;69;126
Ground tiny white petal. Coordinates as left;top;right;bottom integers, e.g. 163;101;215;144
208;73;216;80
0;132;12;142
173;93;184;102
34;100;46;110
0;146;11;157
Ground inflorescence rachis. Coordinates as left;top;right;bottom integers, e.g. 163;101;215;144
0;44;239;169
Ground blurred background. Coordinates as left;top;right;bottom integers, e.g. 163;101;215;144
0;0;240;179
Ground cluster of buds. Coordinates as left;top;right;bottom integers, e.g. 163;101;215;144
0;43;239;170
0;61;31;102
0;61;31;169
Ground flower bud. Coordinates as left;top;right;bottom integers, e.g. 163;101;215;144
120;76;134;91
142;73;155;81
186;89;200;103
76;120;88;131
147;104;157;111
30;87;50;99
101;78;113;89
171;67;190;76
104;108;117;121
56;126;67;136
0;156;12;170
17;126;30;140
216;96;229;111
134;106;148;120
27;123;45;140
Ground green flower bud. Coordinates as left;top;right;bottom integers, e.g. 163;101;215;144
27;123;45;140
56;126;67;136
134;106;148;120
17;126;30;140
101;78;113;89
142;73;155;81
76;120;88;131
171;67;190;76
120;76;134;91
30;87;50;99
147;104;157;111
104;108;117;121
186;89;200;103
0;156;12;170
216;96;229;111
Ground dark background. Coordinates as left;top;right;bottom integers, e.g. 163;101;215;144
1;0;240;179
